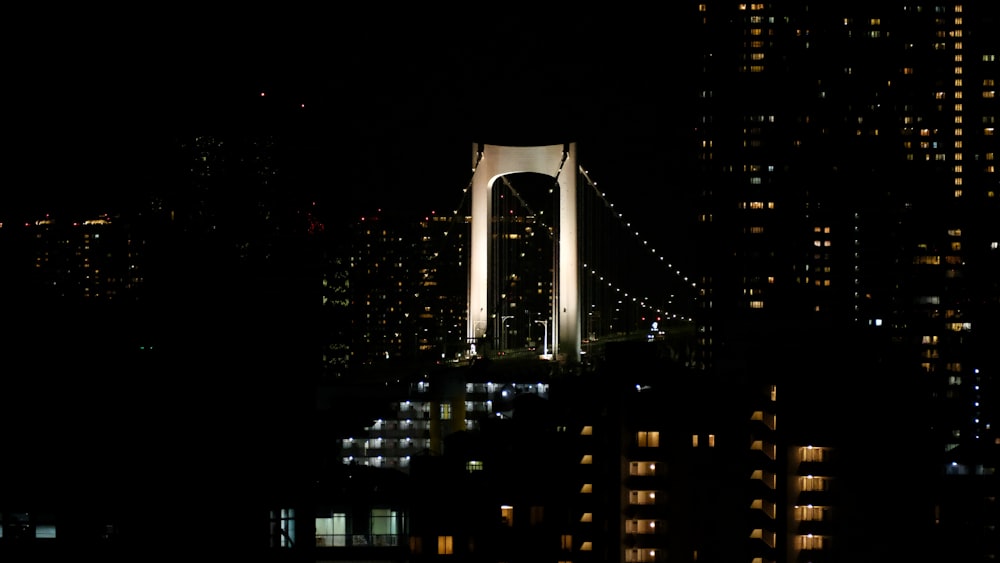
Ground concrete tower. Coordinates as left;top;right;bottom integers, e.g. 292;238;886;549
468;143;582;365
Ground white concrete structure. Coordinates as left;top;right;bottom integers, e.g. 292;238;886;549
468;143;581;364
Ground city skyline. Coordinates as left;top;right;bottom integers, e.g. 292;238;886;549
1;3;997;560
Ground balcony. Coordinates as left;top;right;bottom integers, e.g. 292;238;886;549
315;534;401;547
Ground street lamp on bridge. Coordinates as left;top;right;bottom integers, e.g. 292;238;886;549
534;319;549;357
500;315;515;350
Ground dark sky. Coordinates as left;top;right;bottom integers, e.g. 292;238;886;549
4;9;687;231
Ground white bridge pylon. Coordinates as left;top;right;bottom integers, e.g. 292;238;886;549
468;143;581;364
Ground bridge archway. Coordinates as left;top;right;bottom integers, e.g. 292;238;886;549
469;143;581;364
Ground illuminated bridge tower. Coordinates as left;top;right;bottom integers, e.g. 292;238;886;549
468;143;582;365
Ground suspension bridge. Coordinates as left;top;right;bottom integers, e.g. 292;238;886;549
424;142;698;366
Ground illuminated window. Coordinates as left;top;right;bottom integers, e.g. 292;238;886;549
708;434;716;447
580;425;593;435
466;460;483;472
501;505;513;527
692;434;699;447
637;431;660;447
440;403;451;420
270;509;296;548
580;483;593;493
795;504;829;523
798;534;827;550
626;519;659;534
315;513;347;547
438;535;453;555
800;446;826;462
770;385;777;401
750;300;764;309
629;461;657;476
629;490;657;505
409;536;422;553
580;512;593;522
580;542;593;551
561;534;573;550
800;475;829;491
580;454;593;465
626;549;660;562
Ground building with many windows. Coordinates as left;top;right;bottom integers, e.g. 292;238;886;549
687;2;998;559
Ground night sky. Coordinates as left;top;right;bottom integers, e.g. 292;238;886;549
4;9;686;233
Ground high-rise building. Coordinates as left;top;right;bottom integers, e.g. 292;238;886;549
689;2;998;560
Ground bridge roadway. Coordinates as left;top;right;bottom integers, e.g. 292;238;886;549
481;323;696;364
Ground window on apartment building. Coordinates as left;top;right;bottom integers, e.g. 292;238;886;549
500;505;513;527
629;490;657;505
625;519;659;534
800;476;829;491
580;512;593;522
371;509;400;546
637;431;659;447
440;403;451;420
629;461;657;476
626;548;660;562
530;506;544;525
794;505;829;521
409;536;422;554
800;446;826;462
438;535;454;555
580;483;593;493
561;534;573;550
580;425;593;435
270;509;296;548
798;534;827;550
315;513;347;547
580;454;593;465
